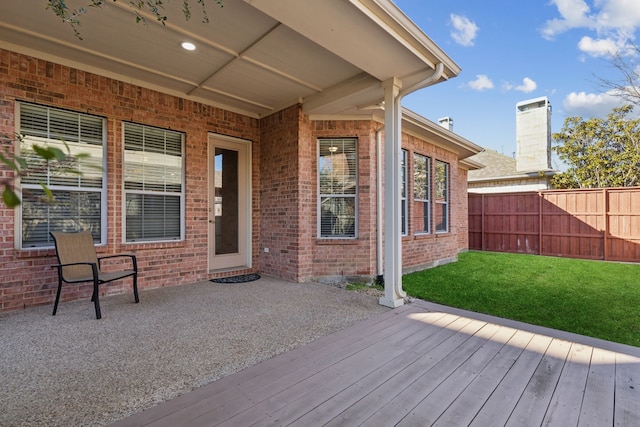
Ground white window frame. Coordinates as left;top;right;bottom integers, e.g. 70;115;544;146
435;160;450;233
401;149;408;236
413;153;431;235
15;102;107;249
318;138;358;239
123;122;185;243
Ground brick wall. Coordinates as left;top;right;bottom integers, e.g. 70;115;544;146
401;133;462;271
0;49;260;312
456;168;470;252
0;47;473;312
258;106;304;281
308;120;380;281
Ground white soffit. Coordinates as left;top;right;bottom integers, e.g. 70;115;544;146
0;0;458;118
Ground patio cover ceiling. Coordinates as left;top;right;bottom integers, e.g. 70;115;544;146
0;0;460;119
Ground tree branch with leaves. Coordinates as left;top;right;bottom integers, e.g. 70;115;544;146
0;133;89;208
46;0;223;39
551;105;640;189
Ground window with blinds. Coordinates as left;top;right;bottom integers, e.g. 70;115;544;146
435;160;449;233
123;122;184;242
413;153;431;234
318;138;357;238
18;102;106;248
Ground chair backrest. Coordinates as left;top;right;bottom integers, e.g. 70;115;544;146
50;231;100;282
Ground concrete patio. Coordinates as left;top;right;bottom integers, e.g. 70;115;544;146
2;276;639;426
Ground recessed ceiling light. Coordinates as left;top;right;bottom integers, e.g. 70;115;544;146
181;42;196;51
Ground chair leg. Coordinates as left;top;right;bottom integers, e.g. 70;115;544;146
133;273;139;304
93;280;102;319
52;280;63;316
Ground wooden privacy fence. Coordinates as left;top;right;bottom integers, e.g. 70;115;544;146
468;187;640;262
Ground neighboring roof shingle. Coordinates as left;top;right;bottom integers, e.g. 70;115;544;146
467;149;518;180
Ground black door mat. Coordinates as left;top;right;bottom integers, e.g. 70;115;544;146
210;273;261;283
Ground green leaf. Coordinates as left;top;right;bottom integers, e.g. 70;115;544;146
49;146;68;161
2;187;21;208
32;144;56;160
39;183;55;203
0;152;20;172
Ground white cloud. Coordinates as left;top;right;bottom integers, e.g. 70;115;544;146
578;35;625;56
542;0;640;56
503;77;538;93
541;0;593;40
594;0;640;33
450;14;479;47
468;74;494;91
515;77;538;93
563;90;624;116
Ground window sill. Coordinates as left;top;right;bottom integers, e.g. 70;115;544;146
316;238;359;245
412;233;433;241
123;240;186;250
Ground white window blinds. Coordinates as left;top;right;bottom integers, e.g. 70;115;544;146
318;138;357;238
18;102;106;248
124;122;184;242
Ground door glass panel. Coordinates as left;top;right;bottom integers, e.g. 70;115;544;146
215;148;239;255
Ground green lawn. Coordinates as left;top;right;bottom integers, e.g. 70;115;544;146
403;251;640;347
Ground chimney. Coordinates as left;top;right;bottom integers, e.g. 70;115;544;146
438;116;453;131
515;97;551;171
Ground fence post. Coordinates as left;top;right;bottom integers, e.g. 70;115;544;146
603;188;608;261
481;193;485;251
538;191;543;255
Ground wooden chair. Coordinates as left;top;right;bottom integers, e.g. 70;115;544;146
50;231;139;319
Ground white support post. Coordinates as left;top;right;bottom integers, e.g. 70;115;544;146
379;77;406;308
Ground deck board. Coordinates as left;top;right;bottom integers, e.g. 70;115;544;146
110;299;640;427
432;329;533;427
542;342;592;426
579;347;616;426
469;333;553;426
614;353;640;426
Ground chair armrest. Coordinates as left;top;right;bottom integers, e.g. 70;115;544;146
97;254;137;271
51;261;100;283
51;261;98;270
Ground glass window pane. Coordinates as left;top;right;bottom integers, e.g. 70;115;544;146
319;139;356;195
413;153;430;234
436;161;449;200
413;200;430;233
320;197;356;237
22;189;102;247
413;154;430;201
435;160;449;233
124;123;183;193
126;194;180;241
435;202;448;233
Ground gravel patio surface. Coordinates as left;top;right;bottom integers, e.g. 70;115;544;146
0;277;388;427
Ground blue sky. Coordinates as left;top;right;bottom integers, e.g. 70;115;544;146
393;0;640;166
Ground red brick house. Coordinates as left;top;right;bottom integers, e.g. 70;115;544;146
0;0;481;312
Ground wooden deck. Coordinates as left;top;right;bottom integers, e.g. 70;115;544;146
111;299;640;426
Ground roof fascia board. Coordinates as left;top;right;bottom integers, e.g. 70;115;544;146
459;158;485;171
244;0;457;81
348;0;460;78
469;171;557;183
401;108;483;159
312;107;483;160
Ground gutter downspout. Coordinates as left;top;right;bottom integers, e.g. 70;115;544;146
376;128;384;284
379;63;444;308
